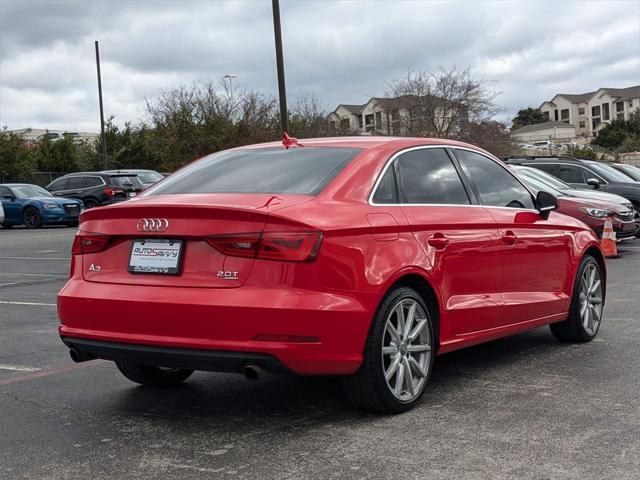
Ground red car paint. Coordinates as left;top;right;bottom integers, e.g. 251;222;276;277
555;196;638;239
58;137;604;375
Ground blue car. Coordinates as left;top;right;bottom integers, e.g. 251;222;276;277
0;183;83;229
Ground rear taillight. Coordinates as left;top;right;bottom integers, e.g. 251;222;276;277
206;231;322;262
103;187;114;198
205;233;261;258
71;234;111;255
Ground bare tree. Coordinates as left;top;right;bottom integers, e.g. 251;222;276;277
386;67;500;138
462;120;515;158
288;94;329;138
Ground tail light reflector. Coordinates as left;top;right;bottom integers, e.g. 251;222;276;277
206;231;322;262
72;234;111;255
103;187;114;198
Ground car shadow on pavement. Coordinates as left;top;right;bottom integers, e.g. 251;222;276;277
103;327;562;425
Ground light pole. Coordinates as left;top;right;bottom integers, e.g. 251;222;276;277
95;40;107;169
272;0;289;134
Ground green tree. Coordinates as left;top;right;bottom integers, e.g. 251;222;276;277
0;130;36;182
593;118;633;149
511;107;547;130
30;135;84;173
619;136;640;153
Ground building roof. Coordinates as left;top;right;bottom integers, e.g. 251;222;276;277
511;121;576;135
601;85;640;101
335;104;364;114
555;92;596;103
543;85;639;108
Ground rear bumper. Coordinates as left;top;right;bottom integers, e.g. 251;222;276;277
61;337;291;374
57;279;371;375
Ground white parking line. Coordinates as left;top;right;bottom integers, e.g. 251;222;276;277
0;364;41;372
0;256;70;261
0;300;57;307
0;273;66;278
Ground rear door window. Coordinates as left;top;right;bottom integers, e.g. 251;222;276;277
396;148;470;205
526;163;558;177
66;177;86;189
148;147;361;196
559;165;586;184
455;149;535;209
85;177;104;188
48;178;68;192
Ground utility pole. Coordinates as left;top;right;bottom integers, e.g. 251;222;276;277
224;74;236;102
271;0;289;134
224;74;237;118
95;40;108;169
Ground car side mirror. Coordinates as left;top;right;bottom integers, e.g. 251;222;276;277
586;178;600;189
535;191;557;218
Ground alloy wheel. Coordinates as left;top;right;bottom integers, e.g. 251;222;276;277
381;298;431;402
24;209;39;228
579;263;603;336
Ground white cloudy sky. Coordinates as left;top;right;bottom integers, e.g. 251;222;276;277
1;0;639;132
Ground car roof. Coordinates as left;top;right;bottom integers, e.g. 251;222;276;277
237;136;492;152
60;171;139;177
0;183;34;187
504;155;591;164
101;169;157;174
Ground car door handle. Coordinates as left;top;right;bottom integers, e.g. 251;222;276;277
427;233;450;250
502;231;517;245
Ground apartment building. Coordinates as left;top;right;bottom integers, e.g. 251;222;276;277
539;85;639;137
328;95;467;136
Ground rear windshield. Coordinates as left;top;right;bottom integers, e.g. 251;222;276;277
110;176;143;187
137;172;164;183
147;147;361;196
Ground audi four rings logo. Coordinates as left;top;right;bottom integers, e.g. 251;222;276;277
137;218;169;232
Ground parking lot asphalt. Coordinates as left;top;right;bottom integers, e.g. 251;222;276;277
1;226;639;479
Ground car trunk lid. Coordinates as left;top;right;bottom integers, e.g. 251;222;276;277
77;193;312;288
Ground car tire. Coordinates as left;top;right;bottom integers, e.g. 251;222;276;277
343;286;435;413
67;221;79;228
550;255;604;343
83;198;100;209
115;361;194;386
23;207;43;229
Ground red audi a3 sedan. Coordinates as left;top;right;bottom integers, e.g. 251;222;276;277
58;137;606;413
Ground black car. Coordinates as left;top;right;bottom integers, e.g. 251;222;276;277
504;156;640;211
608;162;640;182
46;172;144;209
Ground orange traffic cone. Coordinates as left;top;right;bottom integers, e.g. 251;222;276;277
601;217;619;258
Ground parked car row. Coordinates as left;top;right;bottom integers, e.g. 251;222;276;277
504;155;640;238
510;166;638;239
517;141;583;151
1;169;165;229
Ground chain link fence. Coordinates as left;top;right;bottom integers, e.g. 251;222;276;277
0;172;66;187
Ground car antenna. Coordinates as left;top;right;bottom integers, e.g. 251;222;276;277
282;132;303;149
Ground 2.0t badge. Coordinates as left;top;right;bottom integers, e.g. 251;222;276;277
217;271;239;281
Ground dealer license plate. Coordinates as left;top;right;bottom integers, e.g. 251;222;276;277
128;239;183;275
